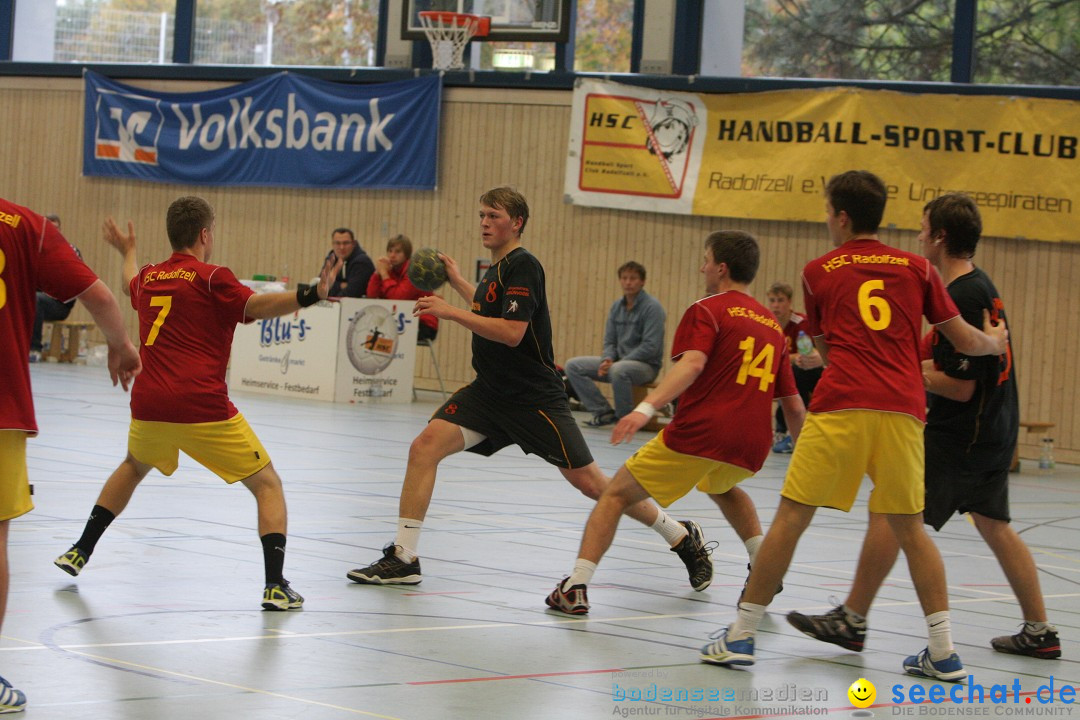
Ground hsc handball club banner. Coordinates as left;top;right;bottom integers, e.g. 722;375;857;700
84;71;441;189
565;79;1079;242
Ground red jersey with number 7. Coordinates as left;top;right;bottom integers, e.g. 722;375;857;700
0;198;99;433
129;252;254;423
801;237;958;421
661;290;798;470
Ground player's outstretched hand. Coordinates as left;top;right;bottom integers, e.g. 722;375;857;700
108;340;142;391
317;255;344;300
611;411;647;444
982;309;1008;355
103;217;136;255
439;252;463;286
413;294;453;319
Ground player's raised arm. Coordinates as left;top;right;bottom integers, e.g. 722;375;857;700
439;252;475;303
103;218;139;295
936;309;1008;357
246;254;343;319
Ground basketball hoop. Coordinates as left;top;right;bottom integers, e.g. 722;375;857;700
418;11;490;71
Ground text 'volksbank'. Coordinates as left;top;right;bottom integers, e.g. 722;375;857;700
171;95;394;152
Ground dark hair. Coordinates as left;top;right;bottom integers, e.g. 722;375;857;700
705;230;760;284
618;261;646;281
332;227;355;243
925;193;981;259
767;281;793;299
44;213;61;227
480;187;530;236
387;234;412;258
826;170;887;234
166;196;214;251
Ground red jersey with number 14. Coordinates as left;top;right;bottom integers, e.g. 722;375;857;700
662;290;798;471
0;199;99;433
129;252;255;423
802;237;958;421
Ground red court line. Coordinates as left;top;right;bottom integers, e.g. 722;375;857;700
409;667;623;685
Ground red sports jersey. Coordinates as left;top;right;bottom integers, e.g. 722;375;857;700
662;290;798;471
0;199;98;433
129;253;254;423
780;311;808;356
801;237;958;420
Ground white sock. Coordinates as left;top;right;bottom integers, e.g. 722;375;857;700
744;535;763;566
564;558;597;590
728;602;767;640
843;605;867;626
652;511;687;546
1024;621;1053;635
395;518;423;562
926;611;954;659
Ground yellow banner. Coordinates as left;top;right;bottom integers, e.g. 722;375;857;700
565;80;1079;242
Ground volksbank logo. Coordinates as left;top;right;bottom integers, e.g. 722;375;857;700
95;92;395;164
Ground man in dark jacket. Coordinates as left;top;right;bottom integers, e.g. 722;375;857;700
323;227;374;298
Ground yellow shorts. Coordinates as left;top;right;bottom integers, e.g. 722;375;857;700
128;413;271;484
0;431;33;521
625;430;754;508
782;410;924;514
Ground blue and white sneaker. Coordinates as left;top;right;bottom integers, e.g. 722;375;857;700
0;673;26;714
903;647;967;682
700;627;755;666
771;434;794;454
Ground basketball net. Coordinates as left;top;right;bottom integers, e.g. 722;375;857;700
418;11;490;70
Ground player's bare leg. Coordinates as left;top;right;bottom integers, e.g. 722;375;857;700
971;512;1047;621
54;453;151;577
243;463;302;611
241;463;287;536
0;519;25;712
347;419;464;586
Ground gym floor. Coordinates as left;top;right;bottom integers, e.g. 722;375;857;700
7;363;1078;719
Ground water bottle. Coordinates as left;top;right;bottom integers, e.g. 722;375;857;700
796;330;814;356
280;263;290;286
1038;437;1055;474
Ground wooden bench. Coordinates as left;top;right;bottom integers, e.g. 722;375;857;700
45;320;95;363
631;382;673;433
1011;421;1054;473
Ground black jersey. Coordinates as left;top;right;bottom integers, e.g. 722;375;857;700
925;267;1018;472
469;247;566;404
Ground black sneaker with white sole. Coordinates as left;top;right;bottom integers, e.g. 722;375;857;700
348;544;422;585
670;520;715;591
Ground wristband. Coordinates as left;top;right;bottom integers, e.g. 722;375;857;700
634;402;656;420
296;285;321;308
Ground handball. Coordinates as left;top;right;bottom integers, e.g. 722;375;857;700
407;248;448;292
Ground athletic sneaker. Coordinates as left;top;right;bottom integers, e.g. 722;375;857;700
54;547;89;577
786;605;866;652
545;578;589;615
262;580;304;611
903;647;967;682
670;520;715;591
347;544;422;585
700;627;755;666
991;624;1061;659
771;433;794;454
584;411;616;428
0;674;26;714
737;563;784;607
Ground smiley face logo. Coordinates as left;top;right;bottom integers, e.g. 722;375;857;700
848;678;876;708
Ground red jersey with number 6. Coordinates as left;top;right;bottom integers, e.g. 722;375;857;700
129;252;254;423
801;237;958;421
661;290;798;470
1;199;99;433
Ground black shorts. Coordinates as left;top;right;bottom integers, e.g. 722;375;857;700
432;383;594;470
923;437;1011;531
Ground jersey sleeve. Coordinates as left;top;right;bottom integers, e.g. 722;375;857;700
801;271;822;337
208;266;256;324
35;222;98;301
923;261;961;325
671;303;717;359
932;281;992;381
774;345;799;398
501;254;542;322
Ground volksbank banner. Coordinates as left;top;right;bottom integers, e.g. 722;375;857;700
84;71;441;189
565;79;1078;242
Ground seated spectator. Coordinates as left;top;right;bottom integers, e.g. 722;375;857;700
566;261;665;427
30;214;82;362
366;234;438;342
321;227;374;298
766;281;823;453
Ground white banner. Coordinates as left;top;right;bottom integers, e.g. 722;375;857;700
229;301;342;402
334;298;418;404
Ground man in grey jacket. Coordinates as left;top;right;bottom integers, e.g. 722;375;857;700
566;261;666;427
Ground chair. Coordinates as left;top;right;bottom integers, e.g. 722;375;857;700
414;336;447;400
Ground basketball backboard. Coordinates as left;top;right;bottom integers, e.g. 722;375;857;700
402;0;571;42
